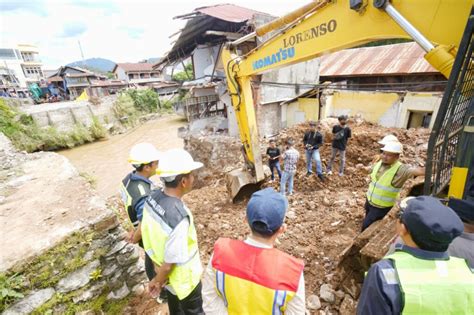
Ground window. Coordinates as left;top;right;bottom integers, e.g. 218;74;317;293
0;49;18;60
407;111;433;129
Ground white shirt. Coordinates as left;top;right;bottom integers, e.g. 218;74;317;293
202;237;306;314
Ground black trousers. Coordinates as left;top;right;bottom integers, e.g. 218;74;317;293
361;199;392;231
167;281;204;315
144;252;156;280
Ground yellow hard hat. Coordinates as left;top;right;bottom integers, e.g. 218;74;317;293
157;148;203;179
128;143;162;165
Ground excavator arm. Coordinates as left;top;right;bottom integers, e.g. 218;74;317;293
222;0;473;200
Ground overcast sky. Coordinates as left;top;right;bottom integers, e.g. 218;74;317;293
1;0;309;69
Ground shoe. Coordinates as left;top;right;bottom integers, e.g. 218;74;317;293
338;173;344;177
289;192;293;196
318;174;325;182
306;171;313;176
327;170;333;175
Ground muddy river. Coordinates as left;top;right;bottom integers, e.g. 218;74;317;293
59;115;186;198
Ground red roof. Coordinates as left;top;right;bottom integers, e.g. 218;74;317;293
114;63;158;72
319;42;438;77
194;4;266;23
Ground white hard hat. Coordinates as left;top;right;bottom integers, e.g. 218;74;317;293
157;148;203;180
381;141;403;154
128;143;162;165
378;134;399;145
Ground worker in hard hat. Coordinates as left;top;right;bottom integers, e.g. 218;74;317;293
370;134;400;165
357;196;473;315
362;141;425;231
120;142;161;281
202;188;305;314
141;148;204;314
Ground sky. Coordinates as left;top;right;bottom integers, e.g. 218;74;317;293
0;0;309;69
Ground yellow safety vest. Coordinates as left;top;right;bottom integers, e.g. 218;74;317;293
141;190;202;300
366;161;402;207
212;238;304;315
387;251;474;314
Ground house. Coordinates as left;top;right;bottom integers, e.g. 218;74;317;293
0;44;44;88
113;63;162;84
282;42;447;129
154;4;275;136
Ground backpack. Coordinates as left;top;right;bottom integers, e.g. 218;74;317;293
334;127;345;141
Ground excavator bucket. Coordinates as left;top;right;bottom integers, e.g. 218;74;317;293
226;168;265;203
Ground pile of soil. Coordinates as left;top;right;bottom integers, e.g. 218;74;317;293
118;119;430;314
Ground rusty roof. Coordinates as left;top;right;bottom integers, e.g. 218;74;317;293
193;4;267;23
319;42;438;77
113;63;158;73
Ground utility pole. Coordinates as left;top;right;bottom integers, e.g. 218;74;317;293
78;40;86;67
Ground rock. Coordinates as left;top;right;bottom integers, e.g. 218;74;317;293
322;197;331;206
131;283;145;295
75;310;96;315
127;259;145;277
3;288;55;315
107;283;130;300
105;240;127;257
102;263;118;277
83;250;94;262
117;246;140;266
57;260;100;293
307;294;321;310
339;295;357;315
286;210;296;219
0;195;5;204
72;281;106;303
319;284;335;304
335;290;345;305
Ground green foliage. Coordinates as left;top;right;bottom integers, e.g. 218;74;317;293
0;99;109;152
125;89;159;113
89;269;102;281
0;274;24;311
89;116;108;139
172;63;193;82
79;172;97;188
112;93;139;126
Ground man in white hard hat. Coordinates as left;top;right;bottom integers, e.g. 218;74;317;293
141;148;205;315
370;134;400;164
362;141;425;231
120;142;161;281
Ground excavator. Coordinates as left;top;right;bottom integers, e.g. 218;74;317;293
222;0;473;203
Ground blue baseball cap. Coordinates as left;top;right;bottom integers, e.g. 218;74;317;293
448;197;474;223
401;196;464;252
246;188;288;235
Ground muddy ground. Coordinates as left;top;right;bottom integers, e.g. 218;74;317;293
113;119;429;314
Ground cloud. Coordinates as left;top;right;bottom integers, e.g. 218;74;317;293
70;0;119;14
121;27;145;39
0;0;48;16
60;22;87;38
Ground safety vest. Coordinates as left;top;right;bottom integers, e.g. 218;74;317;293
119;172;152;228
366;161;402;207
141;190;202;300
211;238;304;315
387;251;474;314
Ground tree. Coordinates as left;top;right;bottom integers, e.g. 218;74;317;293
172;63;193;82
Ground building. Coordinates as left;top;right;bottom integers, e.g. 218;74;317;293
113;63;162;84
0;44;44;89
47;66;108;99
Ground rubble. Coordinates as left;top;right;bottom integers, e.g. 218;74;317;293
179;118;429;314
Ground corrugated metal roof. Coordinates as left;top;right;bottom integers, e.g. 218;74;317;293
319;42;438;77
195;4;267;23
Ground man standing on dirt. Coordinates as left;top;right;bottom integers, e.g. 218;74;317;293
281;138;300;196
202;188;305;314
362;141;424;231
357;196;473;315
303;121;324;181
120;143;161;281
266;139;281;181
141;149;205;315
327;115;351;176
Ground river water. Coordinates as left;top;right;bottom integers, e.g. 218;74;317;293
58;115;186;198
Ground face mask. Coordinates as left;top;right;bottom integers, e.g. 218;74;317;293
340;121;346;126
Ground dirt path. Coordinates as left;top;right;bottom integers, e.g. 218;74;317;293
58;115;186;198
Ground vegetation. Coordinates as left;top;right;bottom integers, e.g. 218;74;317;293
0;274;24;310
172;63;194;82
0;98;108;153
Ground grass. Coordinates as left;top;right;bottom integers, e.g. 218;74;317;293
0;98;109;153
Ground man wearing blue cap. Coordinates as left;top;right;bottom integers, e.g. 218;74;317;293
448;197;474;269
202;188;306;315
357;196;474;315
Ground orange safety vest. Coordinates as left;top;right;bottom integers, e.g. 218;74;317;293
212;238;304;315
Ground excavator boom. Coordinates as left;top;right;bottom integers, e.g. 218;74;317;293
223;0;473;200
